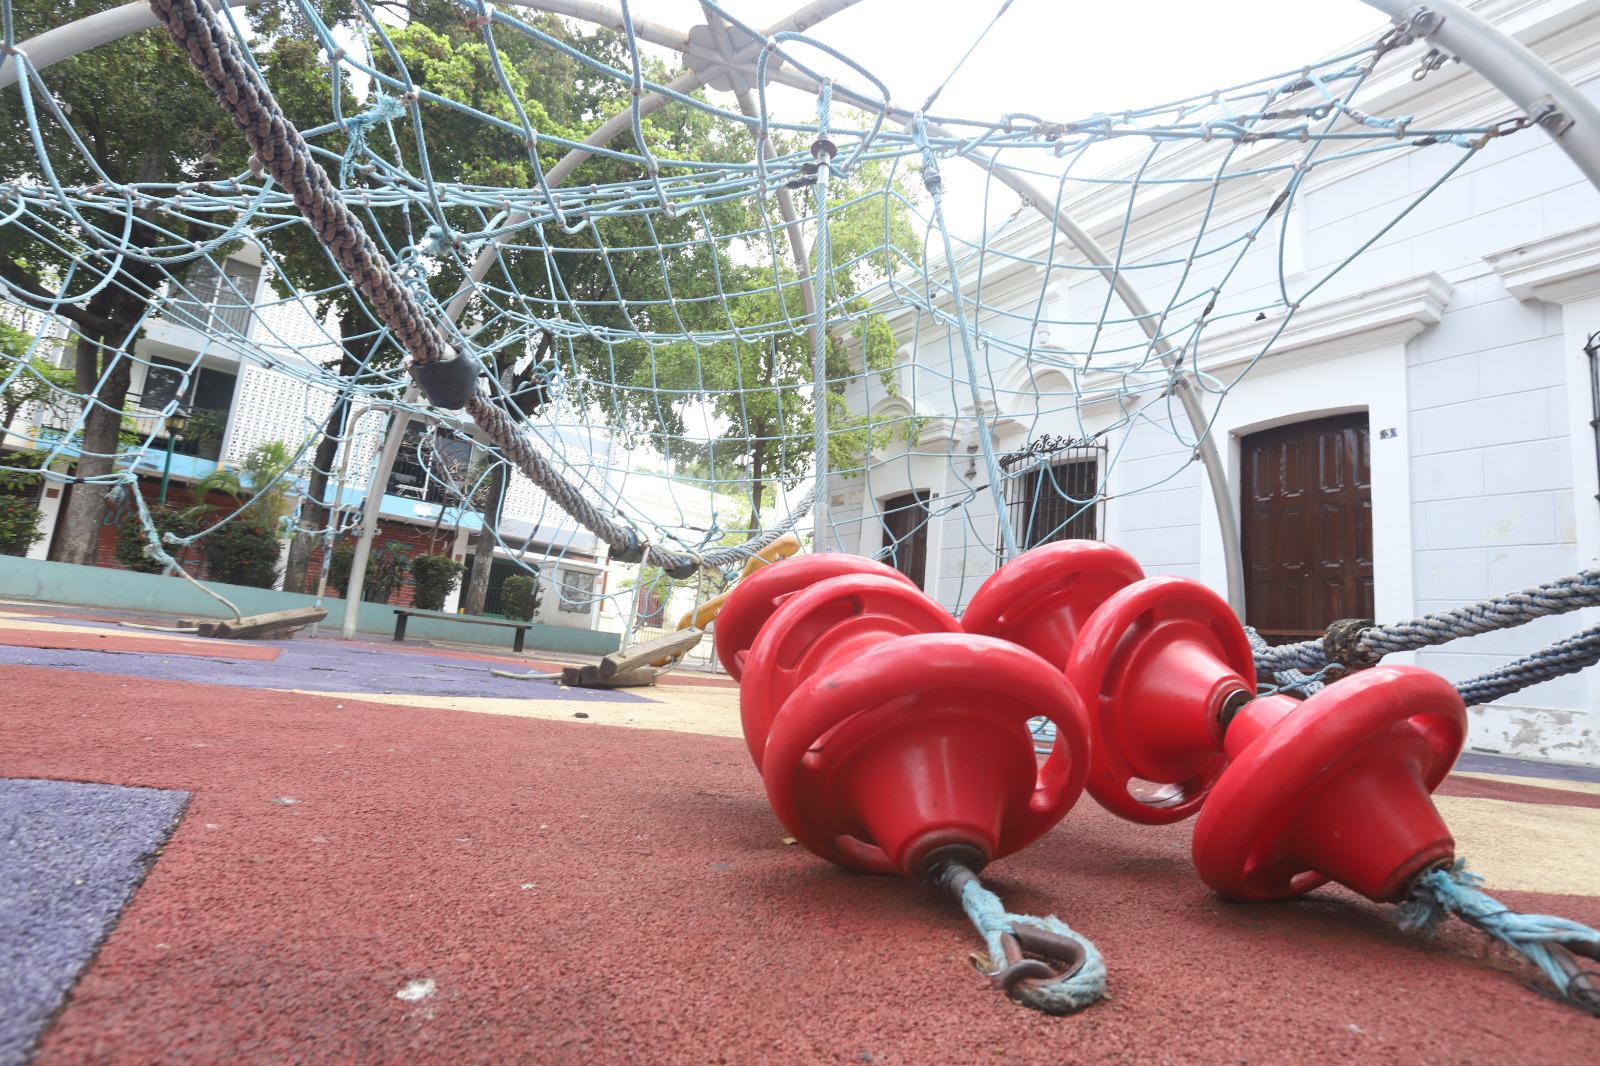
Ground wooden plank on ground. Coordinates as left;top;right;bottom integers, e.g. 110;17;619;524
600;629;703;677
191;607;327;640
562;664;660;689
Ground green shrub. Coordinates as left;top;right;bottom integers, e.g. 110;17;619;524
326;540;411;603
0;496;43;556
410;553;463;611
501;571;542;620
201;520;281;588
114;508;194;573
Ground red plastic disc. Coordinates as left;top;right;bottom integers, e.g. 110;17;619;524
737;573;957;768
962;540;1144;666
759;633;1092;876
1192;666;1466;902
713;554;912;680
1066;577;1255;824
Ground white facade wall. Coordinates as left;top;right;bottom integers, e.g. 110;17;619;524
832;0;1600;763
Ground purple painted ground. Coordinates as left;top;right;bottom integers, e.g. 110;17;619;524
0;779;190;1066
1456;750;1600;783
0;637;643;703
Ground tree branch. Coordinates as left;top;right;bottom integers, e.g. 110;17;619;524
0;257;114;337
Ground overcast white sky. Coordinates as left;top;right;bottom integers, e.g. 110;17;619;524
617;0;1393;233
637;1;1387;118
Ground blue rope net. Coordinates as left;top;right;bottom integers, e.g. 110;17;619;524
1397;861;1600;1015
0;1;1534;623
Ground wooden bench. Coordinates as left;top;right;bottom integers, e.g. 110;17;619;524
392;608;532;652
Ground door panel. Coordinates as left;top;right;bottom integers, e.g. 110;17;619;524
880;491;929;590
1241;414;1374;644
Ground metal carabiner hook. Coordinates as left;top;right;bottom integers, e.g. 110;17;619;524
989;924;1089;995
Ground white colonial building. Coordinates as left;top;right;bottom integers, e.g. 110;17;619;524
826;0;1600;764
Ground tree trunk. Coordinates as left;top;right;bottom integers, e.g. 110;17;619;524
283;326;360;594
747;436;766;533
49;332;131;565
461;461;508;616
281;393;349;593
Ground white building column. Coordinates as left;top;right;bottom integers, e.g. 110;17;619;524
442;525;472;613
1487;222;1600;746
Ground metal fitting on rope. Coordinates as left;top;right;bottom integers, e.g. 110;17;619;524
1322;617;1381;672
610;530;648;565
408;351;480;410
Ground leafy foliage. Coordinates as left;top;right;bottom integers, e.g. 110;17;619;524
327;540;412;604
1;328;76;430
500;573;541;621
0;497;43;556
410;553;463;611
189;440;299;534
200;519;281;588
113;507;196;573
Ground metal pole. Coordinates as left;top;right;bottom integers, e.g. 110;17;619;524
340;392;412;636
1360;0;1600;189
158;435;176;506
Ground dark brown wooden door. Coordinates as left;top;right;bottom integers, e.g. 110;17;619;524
1241;414;1373;645
881;491;929;590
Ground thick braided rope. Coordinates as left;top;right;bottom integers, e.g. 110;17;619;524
1455;621;1600;706
1396;861;1600;1015
1254;569;1600;674
956;875;1107;1015
151;0;812;576
149;0;455;370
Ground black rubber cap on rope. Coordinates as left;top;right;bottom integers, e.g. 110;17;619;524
410;354;481;410
611;532;647;565
662;556;699;581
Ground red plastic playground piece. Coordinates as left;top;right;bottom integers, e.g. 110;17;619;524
1064;576;1256;824
1192;665;1466;903
736;567;954;769
962;541;1145;662
713;554;913;682
735;572;1094;878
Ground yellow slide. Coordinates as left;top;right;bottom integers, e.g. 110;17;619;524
676;533;803;632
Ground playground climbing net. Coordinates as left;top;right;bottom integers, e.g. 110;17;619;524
0;0;1555;618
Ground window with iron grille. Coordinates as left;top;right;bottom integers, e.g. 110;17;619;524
1003;447;1103;550
558;569;595;612
880;490;930;589
167;258;260;336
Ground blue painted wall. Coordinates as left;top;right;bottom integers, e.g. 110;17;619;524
0;556;619;655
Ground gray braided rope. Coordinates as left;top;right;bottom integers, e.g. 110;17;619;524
1254;569;1600;675
150;0;455;370
151;0;813;575
1455;621;1600;706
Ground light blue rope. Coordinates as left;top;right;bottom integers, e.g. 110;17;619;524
1396;861;1600;1014
957;875;1108;1015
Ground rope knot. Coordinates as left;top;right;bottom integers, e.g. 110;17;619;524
1322;617;1380;672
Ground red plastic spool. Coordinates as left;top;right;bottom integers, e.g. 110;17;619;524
713;554;913;683
737;568;955;769
1064;576;1256;824
1192;665;1466;903
962;541;1145;664
741;572;1094;878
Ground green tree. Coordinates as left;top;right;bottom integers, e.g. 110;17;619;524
1;322;77;432
0;0;247;566
189;439;299;532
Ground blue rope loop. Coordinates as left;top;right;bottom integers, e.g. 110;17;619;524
953;870;1108;1015
1396;860;1600;1015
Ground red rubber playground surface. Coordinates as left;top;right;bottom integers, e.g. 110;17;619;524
3;609;1599;1062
